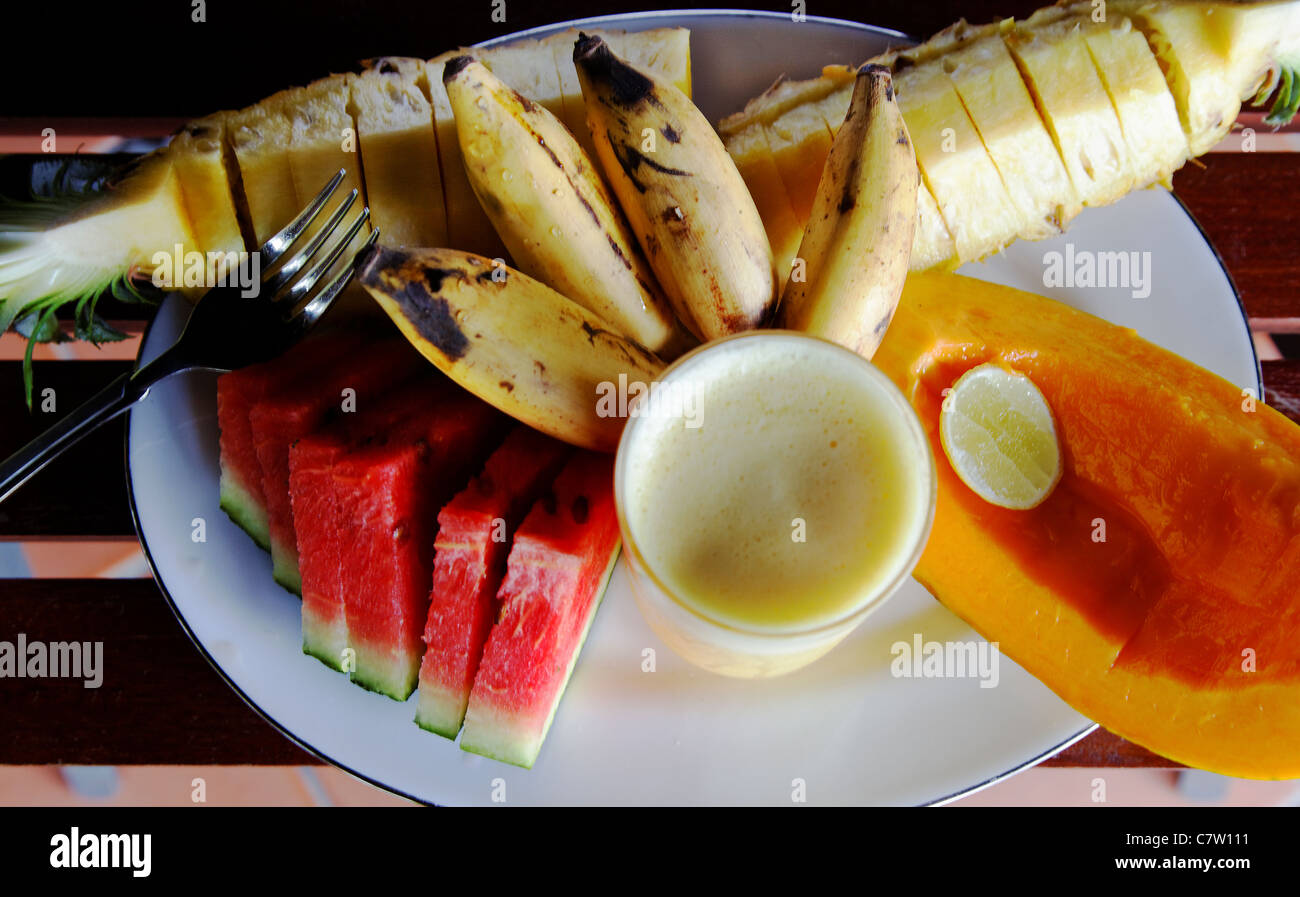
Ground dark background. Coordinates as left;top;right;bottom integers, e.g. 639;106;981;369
1;1;1042;116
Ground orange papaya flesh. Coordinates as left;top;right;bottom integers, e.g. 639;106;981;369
873;272;1300;779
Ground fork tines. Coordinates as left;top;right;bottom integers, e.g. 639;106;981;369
256;169;380;332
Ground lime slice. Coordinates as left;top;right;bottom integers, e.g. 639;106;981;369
939;363;1062;510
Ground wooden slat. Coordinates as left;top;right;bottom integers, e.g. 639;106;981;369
1173;154;1300;331
1263;359;1300;422
0;362;135;538
0;578;315;765
1043;730;1178;769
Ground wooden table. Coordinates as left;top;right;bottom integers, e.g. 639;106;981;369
2;0;1298;783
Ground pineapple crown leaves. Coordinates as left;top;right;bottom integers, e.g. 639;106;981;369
1255;57;1300;128
0;158;152;411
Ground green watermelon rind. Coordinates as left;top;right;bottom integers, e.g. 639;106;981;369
459;542;621;769
271;535;303;596
414;682;468;740
218;466;271;552
349;644;420;702
301;613;349;673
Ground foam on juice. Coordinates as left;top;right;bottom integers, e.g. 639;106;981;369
622;333;932;632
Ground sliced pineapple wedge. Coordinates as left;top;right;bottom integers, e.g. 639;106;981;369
894;56;1025;263
549;25;694;156
808;74;957;271
278;75;368;224
225;100;299;246
481;38;567;121
724;125;803;289
426;52;508;260
169;115;247;260
1076;10;1190;190
280;74;375;313
1005;12;1138;207
351;57;448;248
602;27;692;96
944;23;1080;239
764;102;834;225
549;31;596;158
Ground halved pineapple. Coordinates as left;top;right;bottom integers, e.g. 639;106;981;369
225;100;299;246
943;24;1080;238
1005;12;1137;208
351;57;447;248
894;57;1024;263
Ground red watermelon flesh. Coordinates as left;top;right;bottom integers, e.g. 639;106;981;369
460;451;621;768
291;378;508;697
290;377;454;672
250;338;424;594
415;427;573;738
216;331;358;550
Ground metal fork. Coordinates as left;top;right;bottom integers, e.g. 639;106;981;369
0;169;377;504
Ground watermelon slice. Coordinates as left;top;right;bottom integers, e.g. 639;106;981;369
216;331;357;550
290;376;452;673
291;378;509;697
460;451;621;768
250;338;424;593
415;426;573;738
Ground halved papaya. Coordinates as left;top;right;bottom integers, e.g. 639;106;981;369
874;272;1300;778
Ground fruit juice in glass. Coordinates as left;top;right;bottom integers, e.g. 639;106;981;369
614;331;936;678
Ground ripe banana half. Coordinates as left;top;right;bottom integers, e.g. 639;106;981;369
776;64;917;360
443;55;693;359
358;246;665;452
574;33;777;342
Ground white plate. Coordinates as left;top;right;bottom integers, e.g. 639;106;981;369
126;10;1261;806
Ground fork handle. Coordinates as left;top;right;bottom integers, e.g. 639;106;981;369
0;370;145;505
